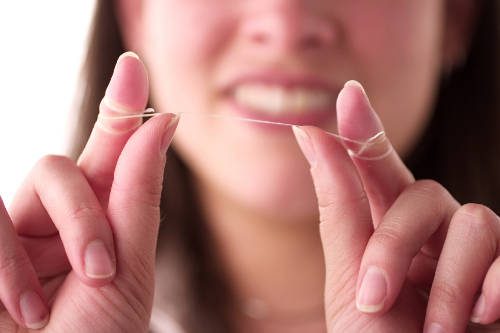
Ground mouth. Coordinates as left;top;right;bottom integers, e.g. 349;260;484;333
221;73;338;127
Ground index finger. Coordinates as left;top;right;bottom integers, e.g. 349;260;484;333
293;125;374;326
77;51;149;206
337;80;415;225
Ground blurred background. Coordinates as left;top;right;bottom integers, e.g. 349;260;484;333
0;1;96;205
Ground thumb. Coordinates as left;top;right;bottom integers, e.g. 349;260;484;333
107;113;178;275
293;126;373;319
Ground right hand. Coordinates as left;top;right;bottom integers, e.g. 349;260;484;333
0;52;178;332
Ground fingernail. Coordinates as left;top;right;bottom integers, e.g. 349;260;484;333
344;79;365;91
118;51;140;62
84;239;115;279
356;266;387;313
105;51;148;112
470;293;485;323
344;80;371;104
292;126;317;167
19;290;49;329
161;114;180;151
425;322;445;333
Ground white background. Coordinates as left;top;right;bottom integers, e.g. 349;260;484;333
0;1;96;205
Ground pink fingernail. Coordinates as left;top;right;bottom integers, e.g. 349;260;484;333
84;239;115;279
344;80;366;94
470;293;485;323
292;126;317;167
19;290;49;329
118;51;140;61
356;266;387;313
105;51;149;112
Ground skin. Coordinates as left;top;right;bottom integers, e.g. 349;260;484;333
114;3;470;331
0;1;498;333
120;0;445;222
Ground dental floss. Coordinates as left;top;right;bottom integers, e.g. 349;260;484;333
98;110;392;161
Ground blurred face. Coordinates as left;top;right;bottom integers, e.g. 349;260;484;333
117;0;464;221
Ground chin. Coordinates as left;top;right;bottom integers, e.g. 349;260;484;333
199;151;319;224
172;102;321;224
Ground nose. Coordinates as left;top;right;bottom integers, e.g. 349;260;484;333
240;1;336;54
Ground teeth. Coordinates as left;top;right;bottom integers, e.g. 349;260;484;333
234;84;332;114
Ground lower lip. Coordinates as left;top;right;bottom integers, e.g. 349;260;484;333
223;98;336;131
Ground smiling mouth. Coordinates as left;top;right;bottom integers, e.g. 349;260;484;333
233;83;334;115
223;82;337;127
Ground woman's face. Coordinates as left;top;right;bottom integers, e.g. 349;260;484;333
117;0;467;221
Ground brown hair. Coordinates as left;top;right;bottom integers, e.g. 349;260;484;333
406;0;500;210
71;1;499;331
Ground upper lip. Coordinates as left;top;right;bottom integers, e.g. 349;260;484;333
220;70;339;95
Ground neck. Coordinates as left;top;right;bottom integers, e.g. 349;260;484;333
197;181;326;331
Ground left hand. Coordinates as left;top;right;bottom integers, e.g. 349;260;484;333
0;53;177;332
294;81;500;333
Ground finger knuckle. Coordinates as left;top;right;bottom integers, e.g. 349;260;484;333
457;203;496;223
370;222;407;254
35;154;73;175
112;172;164;209
450;204;498;257
113;185;162;211
142;178;164;204
318;191;369;222
0;250;31;281
431;281;462;306
410;179;450;202
453;203;498;233
67;202;104;222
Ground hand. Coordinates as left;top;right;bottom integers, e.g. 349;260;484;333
294;81;500;333
0;52;178;332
